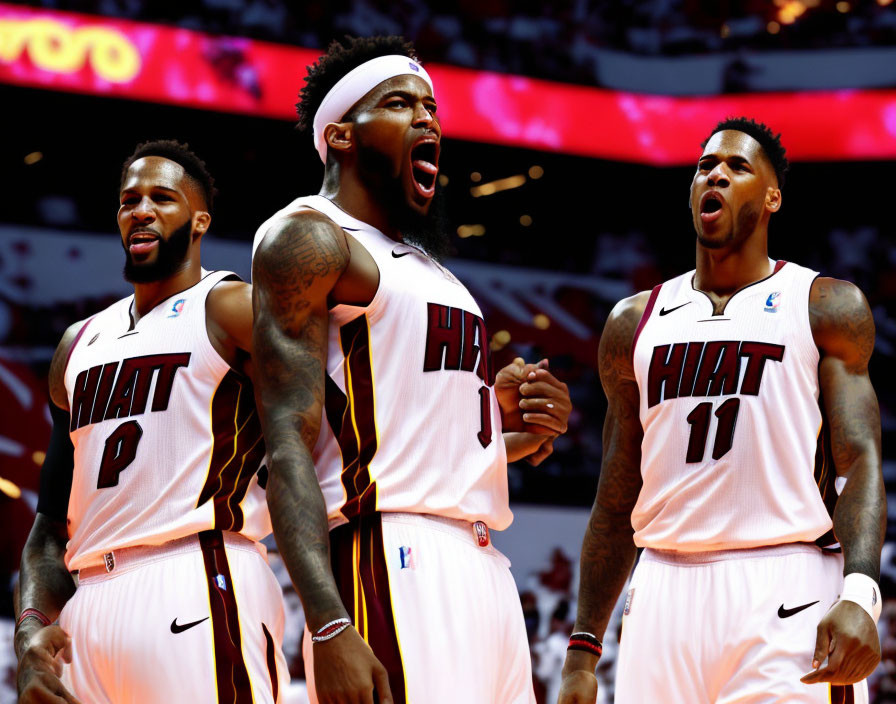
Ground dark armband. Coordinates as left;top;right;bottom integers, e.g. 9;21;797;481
35;401;74;522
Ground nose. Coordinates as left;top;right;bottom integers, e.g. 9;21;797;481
707;163;730;189
131;196;155;224
412;101;436;129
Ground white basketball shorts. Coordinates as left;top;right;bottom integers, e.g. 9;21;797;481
615;543;868;703
303;512;535;704
59;530;289;703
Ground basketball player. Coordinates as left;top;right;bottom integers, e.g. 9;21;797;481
251;36;572;704
557;118;884;703
15;141;288;703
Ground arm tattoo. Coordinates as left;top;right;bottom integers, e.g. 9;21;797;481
811;277;884;580
574;293;647;638
252;214;351;628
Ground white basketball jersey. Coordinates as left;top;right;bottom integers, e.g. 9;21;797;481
631;260;837;551
253;196;511;530
63;271;270;571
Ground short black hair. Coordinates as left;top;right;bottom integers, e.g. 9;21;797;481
702;117;789;187
120;139;216;214
296;35;418;134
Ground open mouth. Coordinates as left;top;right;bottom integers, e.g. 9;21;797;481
700;192;724;222
410;140;439;196
128;230;160;255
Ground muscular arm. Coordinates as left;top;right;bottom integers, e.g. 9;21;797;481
251;214;350;629
206;280;254;375
15;324;80;660
800;277;884;686
810;277;884;579
561;293;648;684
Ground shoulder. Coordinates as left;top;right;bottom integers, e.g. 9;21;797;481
48;320;91;410
809;276;874;364
206;279;252;346
605;290;653;340
599;290;652;381
253;207;350;276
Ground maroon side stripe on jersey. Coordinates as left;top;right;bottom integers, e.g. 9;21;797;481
813;402;839;549
330;314;379;521
330;515;407;703
63;316;95;376
631;284;662;364
262;623;278;702
830;684;855;704
198;370;266;531
199;530;253;703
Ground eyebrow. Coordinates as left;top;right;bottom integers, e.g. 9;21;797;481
120;185;180;195
381;90;437;104
698;154;752;166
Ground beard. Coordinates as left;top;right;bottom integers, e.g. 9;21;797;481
356;145;452;261
697;201;761;251
123;219;192;283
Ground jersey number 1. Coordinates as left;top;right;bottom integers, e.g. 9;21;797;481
97;420;143;488
685;398;740;463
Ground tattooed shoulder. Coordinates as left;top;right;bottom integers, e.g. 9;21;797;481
253;209;350;295
809;276;875;370
599;291;651;385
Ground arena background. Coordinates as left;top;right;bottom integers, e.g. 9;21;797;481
1;1;894;701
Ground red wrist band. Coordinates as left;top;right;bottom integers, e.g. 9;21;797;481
16;608;52;630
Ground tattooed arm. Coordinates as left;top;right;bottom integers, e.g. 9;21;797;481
16;324;82;703
252;211;392;704
801;277;884;686
557;292;648;704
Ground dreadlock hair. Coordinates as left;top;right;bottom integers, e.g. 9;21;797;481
702;117;789;187
120;139;217;215
296;35;418;134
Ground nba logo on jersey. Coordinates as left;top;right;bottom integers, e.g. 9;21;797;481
472;521;490;547
764;292;781;312
167;299;186;318
399;546;413;569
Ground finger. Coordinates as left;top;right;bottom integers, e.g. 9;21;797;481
523;415;565;433
536;358;550;369
373;665;394;704
519;397;561;412
800;663;837;684
513;357;526;367
811;624;832;670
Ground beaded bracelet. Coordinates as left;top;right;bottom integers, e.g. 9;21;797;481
16;608;51;631
311;617;352;643
567;631;603;659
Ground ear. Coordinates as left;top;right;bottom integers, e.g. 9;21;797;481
325;122;353;155
765;187;782;214
193;211;211;240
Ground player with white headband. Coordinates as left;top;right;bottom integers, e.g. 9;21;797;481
251;36;572;704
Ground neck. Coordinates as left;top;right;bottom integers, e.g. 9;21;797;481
693;228;772;295
131;255;201;321
319;164;401;240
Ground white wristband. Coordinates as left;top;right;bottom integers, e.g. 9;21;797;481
838;573;882;624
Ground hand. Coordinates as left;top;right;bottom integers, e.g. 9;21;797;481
312;626;394;704
495;358;538;431
518;360;571;436
800;600;881;685
17;624;82;704
557;670;598;704
526;437;554;466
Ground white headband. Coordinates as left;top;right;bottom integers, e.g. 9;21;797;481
312;55;434;164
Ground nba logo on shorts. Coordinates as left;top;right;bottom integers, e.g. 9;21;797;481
472;521;490;547
167;299;186;318
103;552;115;572
764;292;781;313
399;546;413;569
215;574;227;590
624;588;635;615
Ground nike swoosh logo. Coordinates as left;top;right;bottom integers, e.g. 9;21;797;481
392;251;412;258
658;302;691;316
777;601;819;618
170;617;209;634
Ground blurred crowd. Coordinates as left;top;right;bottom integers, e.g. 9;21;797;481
16;0;896;84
